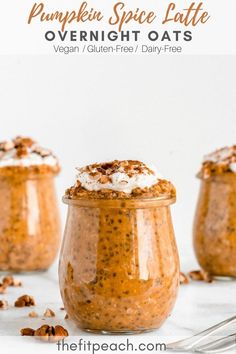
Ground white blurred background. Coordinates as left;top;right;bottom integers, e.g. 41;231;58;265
0;55;235;270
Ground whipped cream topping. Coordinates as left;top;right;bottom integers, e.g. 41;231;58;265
76;160;163;194
203;146;236;173
0;137;58;168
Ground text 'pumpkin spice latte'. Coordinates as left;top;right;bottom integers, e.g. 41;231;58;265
60;160;179;333
0;136;61;272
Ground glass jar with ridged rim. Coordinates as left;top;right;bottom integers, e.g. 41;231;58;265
0;136;61;273
0;166;61;272
193;173;236;278
59;195;179;334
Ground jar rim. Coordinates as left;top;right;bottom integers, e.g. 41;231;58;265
0;165;60;179
62;195;176;208
197;172;236;181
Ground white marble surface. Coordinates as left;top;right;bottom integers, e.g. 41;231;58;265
1;262;236;354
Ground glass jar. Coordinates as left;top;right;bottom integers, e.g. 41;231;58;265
59;196;179;334
0;167;61;272
193;174;236;277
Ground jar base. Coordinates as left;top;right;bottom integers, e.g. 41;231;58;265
213;275;236;281
0;269;49;275
82;328;157;335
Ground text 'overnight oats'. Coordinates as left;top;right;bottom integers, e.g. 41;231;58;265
0;136;61;272
194;146;236;277
59;160;179;334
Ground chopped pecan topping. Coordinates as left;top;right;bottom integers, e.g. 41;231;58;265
199;145;236;178
0;300;8;309
79;160;156;179
28;311;38;318
13;136;35;148
99;175;112;184
88;172;101;180
65;160;176;199
180;272;189;285
34;325;69;342
3;275;22;287
15;295;35;307
189;270;213;283
0;136;59;171
20;328;35;336
32;146;51;157
43;308;55;317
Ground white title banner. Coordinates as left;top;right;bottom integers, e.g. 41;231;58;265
1;0;236;55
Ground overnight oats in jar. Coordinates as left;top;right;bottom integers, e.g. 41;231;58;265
59;160;179;334
193;146;236;278
0;136;61;272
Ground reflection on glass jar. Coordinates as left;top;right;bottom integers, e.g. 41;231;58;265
59;197;179;334
0;168;61;272
193;174;236;277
